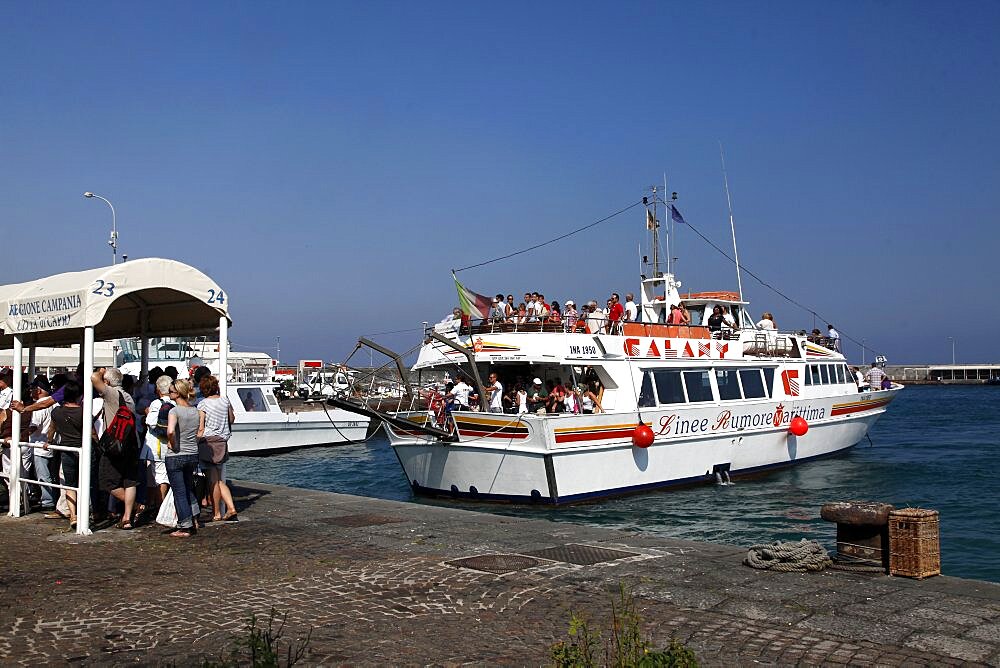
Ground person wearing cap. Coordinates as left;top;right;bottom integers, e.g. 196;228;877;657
563;301;579;332
27;376;58;513
526;378;548;414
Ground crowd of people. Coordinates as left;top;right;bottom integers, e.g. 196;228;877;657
425;368;605;427
438;291;789;340
0;364;237;538
440;291;639;335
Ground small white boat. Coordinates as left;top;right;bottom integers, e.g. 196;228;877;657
118;337;371;454
226;382;370;455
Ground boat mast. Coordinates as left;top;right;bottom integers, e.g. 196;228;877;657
650;185;659;277
663;173;670;276
720;142;745;302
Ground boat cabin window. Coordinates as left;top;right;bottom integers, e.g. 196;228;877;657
236;387;269;412
638;373;656;408
810;365;821;386
652;370;686;404
836;365;846;384
763;368;775;397
715;369;742;401
686;306;705;326
739;369;767;399
683;370;713;403
820;365;831;385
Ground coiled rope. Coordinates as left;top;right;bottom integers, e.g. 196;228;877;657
743;539;833;572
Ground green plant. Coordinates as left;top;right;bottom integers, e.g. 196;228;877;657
550;583;697;668
550;612;601;667
205;608;312;668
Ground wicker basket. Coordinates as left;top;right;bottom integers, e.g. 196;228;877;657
889;508;940;579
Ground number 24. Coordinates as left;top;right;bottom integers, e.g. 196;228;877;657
208;289;226;304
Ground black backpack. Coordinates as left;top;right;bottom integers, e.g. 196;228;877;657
149;400;174;440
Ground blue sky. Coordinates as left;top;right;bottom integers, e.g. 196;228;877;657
2;1;998;365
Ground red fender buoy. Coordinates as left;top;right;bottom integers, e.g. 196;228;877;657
632;423;655;448
789;416;809;436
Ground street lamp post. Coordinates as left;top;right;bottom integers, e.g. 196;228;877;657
949;337;955;365
861;338;866;366
83;192;118;264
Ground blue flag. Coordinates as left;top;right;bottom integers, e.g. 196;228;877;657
670;205;687;226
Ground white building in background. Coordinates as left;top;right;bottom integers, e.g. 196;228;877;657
0;342;117;374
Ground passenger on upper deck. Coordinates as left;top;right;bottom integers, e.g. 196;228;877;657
586;301;605;335
667;304;683;325
722;306;737;329
537;294;550;319
756;312;776;330
707;306;726;336
680;303;691;325
438;307;463;334
547;302;562;325
513;303;529;325
808;328;823;342
827;324;841;352
490;296;507;323
607;293;625;334
624;293;638;322
563;301;579;331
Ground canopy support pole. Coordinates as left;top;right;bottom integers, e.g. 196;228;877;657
8;336;23;517
219;316;229;395
27;346;36;379
78;327;94;535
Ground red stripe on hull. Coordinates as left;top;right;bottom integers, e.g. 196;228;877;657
830;399;890;416
457;429;529;439
555;429;637;444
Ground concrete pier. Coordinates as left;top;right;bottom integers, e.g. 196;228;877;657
1;482;997;666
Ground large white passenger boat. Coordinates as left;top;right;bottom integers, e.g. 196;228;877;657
332;196;901;504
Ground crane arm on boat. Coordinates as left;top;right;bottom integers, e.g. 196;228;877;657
325;395;457;442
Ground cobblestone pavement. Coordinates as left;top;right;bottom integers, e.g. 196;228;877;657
0;481;998;666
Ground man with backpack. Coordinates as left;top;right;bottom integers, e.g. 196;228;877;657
92;368;140;529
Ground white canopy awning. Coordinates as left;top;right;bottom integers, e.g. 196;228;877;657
0;258;230;348
2;258;233;535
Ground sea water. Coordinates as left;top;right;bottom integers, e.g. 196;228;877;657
228;385;1000;583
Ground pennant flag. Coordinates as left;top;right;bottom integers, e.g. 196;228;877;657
646;209;658;230
670;205;687;226
453;273;491;320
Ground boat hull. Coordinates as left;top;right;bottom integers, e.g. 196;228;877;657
228;412;369;455
386;388;898;504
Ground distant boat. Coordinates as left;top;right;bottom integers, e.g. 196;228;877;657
227;381;369;455
119;337;371;454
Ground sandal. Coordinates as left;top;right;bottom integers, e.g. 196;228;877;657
44;511;69;520
169;528;195;538
222;512;239;522
118;519;134;530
